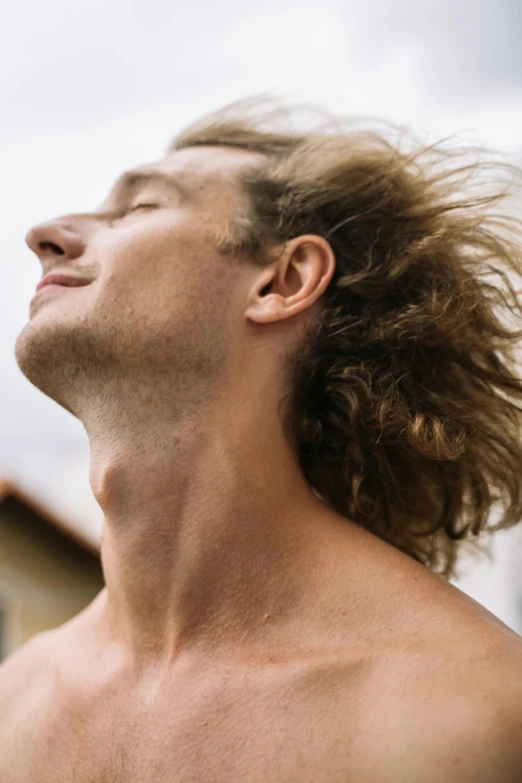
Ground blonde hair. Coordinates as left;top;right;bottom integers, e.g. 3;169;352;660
171;98;522;578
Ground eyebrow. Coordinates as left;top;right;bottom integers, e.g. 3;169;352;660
112;168;193;197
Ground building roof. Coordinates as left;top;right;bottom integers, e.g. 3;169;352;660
0;478;101;557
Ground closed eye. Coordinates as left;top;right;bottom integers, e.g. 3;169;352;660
106;202;162;225
128;203;158;213
114;203;159;219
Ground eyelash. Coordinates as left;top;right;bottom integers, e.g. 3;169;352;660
127;203;157;213
115;203;158;219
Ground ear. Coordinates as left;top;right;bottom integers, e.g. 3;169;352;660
245;235;336;325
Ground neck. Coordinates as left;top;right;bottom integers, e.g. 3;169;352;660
85;379;347;670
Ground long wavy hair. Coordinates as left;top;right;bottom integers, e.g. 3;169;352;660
171;98;522;579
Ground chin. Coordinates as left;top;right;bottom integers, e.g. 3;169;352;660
15;318;57;391
14;315;83;407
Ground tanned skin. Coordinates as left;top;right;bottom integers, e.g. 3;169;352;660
2;145;522;782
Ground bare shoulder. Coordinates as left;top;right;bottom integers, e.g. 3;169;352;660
0;589;105;720
309;531;522;781
329;576;522;782
402;567;522;779
387;637;522;783
0;628;51;686
0;628;56;728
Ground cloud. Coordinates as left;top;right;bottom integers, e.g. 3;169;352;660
334;0;522;101
0;0;286;138
3;0;522;141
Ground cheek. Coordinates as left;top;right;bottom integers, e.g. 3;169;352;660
97;222;236;327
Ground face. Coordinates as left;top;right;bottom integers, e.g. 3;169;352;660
15;145;264;420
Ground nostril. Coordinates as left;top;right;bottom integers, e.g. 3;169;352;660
39;241;65;255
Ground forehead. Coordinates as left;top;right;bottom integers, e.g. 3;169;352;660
125;145;264;203
163;144;264;181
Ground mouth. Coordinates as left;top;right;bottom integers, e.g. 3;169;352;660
36;273;91;293
31;278;92;304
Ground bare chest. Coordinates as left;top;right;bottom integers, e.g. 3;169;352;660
1;643;482;783
0;658;360;783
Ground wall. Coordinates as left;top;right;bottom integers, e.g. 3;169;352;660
0;495;104;658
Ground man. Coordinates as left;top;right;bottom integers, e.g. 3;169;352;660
2;99;522;781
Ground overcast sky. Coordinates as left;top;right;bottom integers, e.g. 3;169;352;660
2;0;522;628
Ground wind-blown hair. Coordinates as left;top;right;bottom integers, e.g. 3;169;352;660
171;98;522;578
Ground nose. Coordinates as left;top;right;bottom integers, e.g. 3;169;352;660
25;218;86;267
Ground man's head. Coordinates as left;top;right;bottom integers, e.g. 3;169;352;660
16;139;335;424
15;98;522;579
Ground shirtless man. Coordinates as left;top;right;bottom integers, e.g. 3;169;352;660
2;100;522;782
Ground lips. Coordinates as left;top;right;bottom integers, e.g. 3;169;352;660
36;273;91;293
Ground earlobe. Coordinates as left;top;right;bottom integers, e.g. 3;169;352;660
244;267;279;324
246;291;285;324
